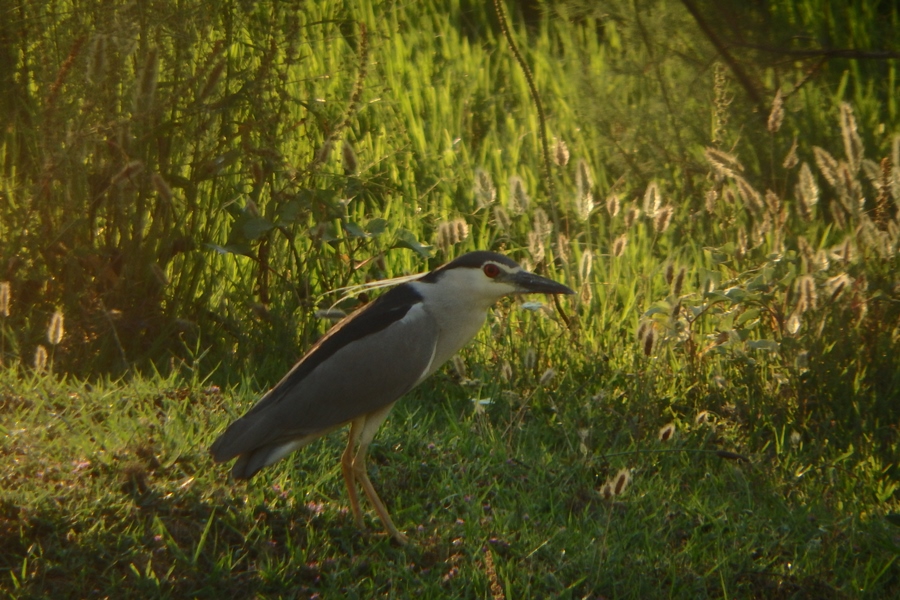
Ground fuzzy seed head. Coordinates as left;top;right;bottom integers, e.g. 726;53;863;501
704;189;718;214
765;190;782;216
796;162;819;221
786;311;802;335
704;147;741;180
555;233;569;263
658;423;676;442
34;345;48;373
643;182;662;216
509;175;530;215
474;168;496;209
612;234;628;258
813;146;840;187
665;264;675;286
735;176;764;214
796;274;817;313
825;273;851;301
533;208;552;237
654;206;674;233
342;140;358;175
527;230;545;263
493;205;511;232
553;138;570;167
523;347;537;371
839;102;864;173
613;468;631;496
436;219;469;252
736;227;748;259
0;282;9;317
579;250;593;283
891;135;900;203
579;283;593;306
600;482;614;500
135;47;159;114
830;200;848;230
606;193;621;217
500;361;513;382
783;138;799;169
625;206;640;228
574;159;594;221
767;89;784;133
48;310;65;346
642;327;656;356
451;356;467;379
539;368;556;386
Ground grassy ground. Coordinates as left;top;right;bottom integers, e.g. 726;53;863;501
1;367;898;598
2;0;900;597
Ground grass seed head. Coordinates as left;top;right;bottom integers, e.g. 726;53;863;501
0;281;9;317
658;423;675;442
665;264;675;286
783;137;799;169
840;102;864;173
891;134;900;202
654;206;674;233
735;227;748;259
600;482;614;500
493;205;511;232
342;139;358;175
579;250;593;283
533;208;552;237
797;162;819;221
613;468;631;495
612;234;628;258
625;206;640;228
524;347;537;371
553;137;570;166
704;147;741;180
48;310;65;345
643;181;662;216
527;230;545;263
451;356;467;379
704;189;718;213
767;89;784;133
539;368;556;386
606;193;620;217
813;146;840;187
509;175;530;215
135;47;159;113
555;233;569;263
34;345;48;373
474;168;496;208
642;327;656;356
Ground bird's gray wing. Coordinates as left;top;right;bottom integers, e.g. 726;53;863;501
210;302;438;468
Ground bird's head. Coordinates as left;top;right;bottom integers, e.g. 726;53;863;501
418;251;574;308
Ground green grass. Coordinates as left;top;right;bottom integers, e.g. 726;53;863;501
1;368;898;598
2;0;900;597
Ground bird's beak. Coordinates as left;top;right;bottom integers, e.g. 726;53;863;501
506;269;575;295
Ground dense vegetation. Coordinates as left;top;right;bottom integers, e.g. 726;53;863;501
1;0;899;597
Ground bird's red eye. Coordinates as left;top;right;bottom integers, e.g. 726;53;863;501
483;263;500;278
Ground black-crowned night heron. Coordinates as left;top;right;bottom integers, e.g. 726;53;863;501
210;251;573;543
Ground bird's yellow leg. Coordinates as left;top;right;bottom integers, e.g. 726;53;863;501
351;402;408;544
341;418;366;528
